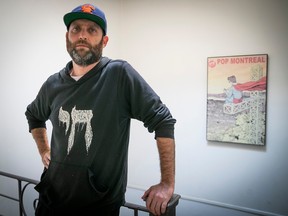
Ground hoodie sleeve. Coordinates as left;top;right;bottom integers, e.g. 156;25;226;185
25;81;51;132
117;61;176;139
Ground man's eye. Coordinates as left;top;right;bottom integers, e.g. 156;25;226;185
71;27;79;33
89;28;97;33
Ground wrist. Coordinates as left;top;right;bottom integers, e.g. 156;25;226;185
160;178;175;189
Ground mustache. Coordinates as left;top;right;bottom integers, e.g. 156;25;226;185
73;40;91;48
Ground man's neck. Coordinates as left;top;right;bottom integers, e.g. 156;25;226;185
71;61;99;76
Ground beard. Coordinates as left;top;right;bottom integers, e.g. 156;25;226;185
66;38;103;67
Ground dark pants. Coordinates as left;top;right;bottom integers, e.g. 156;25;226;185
35;198;120;216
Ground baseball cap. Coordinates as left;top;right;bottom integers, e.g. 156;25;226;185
63;4;107;35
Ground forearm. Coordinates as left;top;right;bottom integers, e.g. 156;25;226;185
156;137;175;189
31;128;50;167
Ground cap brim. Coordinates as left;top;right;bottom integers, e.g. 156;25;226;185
64;12;106;34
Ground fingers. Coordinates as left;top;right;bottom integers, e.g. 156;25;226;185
141;188;150;201
142;183;174;215
143;190;167;216
146;197;166;216
42;151;51;168
161;200;168;214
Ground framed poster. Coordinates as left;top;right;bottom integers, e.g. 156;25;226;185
206;54;268;145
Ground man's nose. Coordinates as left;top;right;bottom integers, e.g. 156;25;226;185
79;29;88;40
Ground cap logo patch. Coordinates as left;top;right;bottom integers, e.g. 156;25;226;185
81;4;95;14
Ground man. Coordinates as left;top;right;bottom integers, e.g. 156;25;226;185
25;4;176;216
224;75;243;104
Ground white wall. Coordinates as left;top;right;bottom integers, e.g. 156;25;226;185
0;0;287;216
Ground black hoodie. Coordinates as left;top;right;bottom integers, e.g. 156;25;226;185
25;57;176;212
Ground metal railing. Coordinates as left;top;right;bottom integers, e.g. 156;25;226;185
0;171;39;216
0;170;180;216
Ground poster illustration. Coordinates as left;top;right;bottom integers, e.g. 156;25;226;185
206;54;268;145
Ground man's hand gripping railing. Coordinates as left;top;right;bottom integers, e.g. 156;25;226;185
124;193;181;216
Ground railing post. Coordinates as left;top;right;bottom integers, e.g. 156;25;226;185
17;180;23;216
133;209;139;216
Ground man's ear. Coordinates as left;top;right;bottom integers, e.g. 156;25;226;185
102;35;109;48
